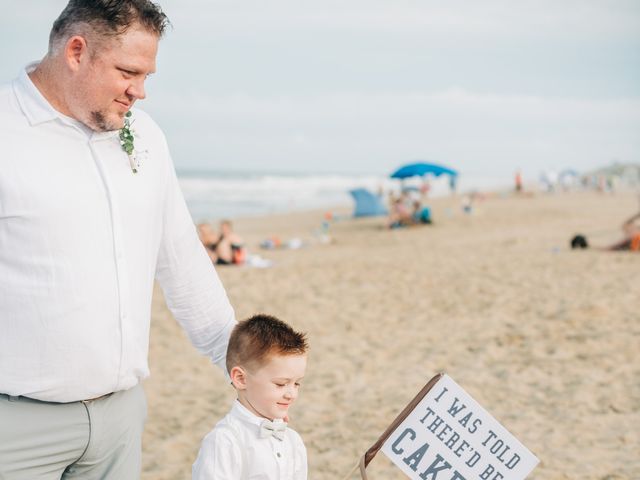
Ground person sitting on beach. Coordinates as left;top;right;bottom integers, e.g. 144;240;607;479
412;200;432;225
192;314;309;479
197;223;221;263
387;193;414;229
197;220;246;265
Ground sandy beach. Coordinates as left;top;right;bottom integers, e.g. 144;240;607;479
142;190;639;479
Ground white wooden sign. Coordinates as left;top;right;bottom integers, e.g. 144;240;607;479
381;374;539;480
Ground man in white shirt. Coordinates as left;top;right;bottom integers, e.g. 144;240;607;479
0;1;236;478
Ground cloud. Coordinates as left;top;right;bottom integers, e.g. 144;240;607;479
151;88;640;127
166;0;640;40
144;88;640;175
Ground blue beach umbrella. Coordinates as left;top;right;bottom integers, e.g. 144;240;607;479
390;162;458;179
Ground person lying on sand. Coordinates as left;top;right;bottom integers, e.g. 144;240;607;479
571;211;640;251
607;211;640;251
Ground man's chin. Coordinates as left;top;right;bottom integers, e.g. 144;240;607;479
89;111;123;132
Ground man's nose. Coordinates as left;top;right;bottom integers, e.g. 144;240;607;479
126;78;146;100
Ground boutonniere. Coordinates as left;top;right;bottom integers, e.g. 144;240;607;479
119;111;140;173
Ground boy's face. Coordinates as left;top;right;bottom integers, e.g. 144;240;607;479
236;353;307;421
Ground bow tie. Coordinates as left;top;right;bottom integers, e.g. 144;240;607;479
259;419;287;441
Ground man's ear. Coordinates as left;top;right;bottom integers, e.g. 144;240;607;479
230;366;248;390
64;35;89;72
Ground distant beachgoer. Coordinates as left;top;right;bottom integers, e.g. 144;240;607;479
197;222;221;263
607;211;640;251
571;211;640;251
449;175;457;194
515;170;523;192
412;200;432;224
420;180;431;198
597;175;607;193
192;314;308;479
211;220;246;265
387;195;413;229
540;170;557;192
461;195;473;214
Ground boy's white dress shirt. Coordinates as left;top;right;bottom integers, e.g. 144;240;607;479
0;65;235;402
193;401;307;480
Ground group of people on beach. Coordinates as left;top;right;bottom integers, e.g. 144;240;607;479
387;190;432;229
197;220;246;266
0;1;309;479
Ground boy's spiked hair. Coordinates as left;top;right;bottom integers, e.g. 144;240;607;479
226;314;308;372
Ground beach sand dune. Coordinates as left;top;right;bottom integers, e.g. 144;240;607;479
142;191;639;479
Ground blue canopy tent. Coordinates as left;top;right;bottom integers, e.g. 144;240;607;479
349;188;388;218
390;162;458;179
390;162;459;194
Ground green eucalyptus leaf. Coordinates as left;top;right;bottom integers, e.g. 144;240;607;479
118;112;140;172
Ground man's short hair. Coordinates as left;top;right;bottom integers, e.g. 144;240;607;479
226;314;308;372
49;0;170;52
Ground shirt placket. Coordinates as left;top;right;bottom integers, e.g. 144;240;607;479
88;137;131;391
273;437;285;479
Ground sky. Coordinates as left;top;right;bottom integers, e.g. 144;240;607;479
1;0;639;181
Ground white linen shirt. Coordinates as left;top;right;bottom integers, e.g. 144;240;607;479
192;401;308;480
0;65;236;402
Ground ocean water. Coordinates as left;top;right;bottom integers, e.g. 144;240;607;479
177;169;511;222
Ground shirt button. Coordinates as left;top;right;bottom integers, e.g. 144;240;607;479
276;452;281;458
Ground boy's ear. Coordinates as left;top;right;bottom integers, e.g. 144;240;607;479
230;366;247;390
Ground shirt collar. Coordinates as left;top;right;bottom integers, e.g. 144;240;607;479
13;62;60;126
231;400;282;427
13;63;120;141
231;399;266;427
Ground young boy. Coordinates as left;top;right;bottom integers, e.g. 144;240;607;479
193;314;309;479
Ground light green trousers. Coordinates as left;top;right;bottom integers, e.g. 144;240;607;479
0;384;146;480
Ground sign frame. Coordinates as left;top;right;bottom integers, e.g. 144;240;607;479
345;373;444;479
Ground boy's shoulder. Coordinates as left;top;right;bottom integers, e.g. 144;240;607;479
203;412;245;445
193;414;246;479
